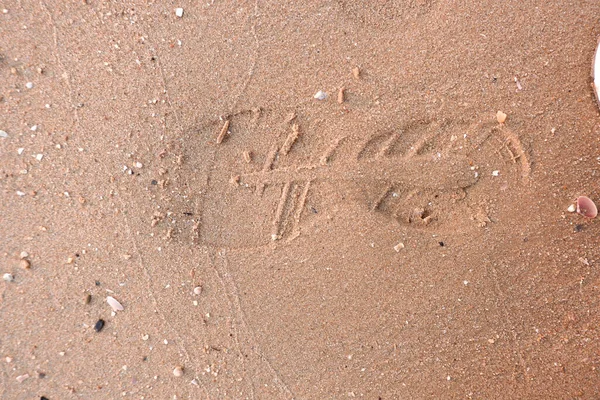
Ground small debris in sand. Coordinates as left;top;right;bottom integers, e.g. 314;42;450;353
243;150;252;163
35;154;43;161
393;242;405;252
173;366;184;377
463;280;469;285
3;273;14;282
576;196;598;218
16;191;25;197
5;357;12;363
31;125;38;131
94;319;105;332
496;111;507;124
17;148;24;154
106;296;124;311
142;334;149;341
216;119;230;144
567;204;576;213
66;256;75;264
16;374;29;383
488;338;495;344
175;7;184;17
337;88;345;104
193;286;203;295
492;170;499;177
25;82;33;89
352;66;361;79
313;90;327;100
20;251;29;259
0;130;8;138
20;259;30;269
84;294;92;304
135;161;143;168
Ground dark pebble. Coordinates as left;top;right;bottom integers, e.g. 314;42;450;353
41;397;49;400
151;179;158;185
574;224;584;232
95;281;101;286
438;241;445;247
94;319;105;332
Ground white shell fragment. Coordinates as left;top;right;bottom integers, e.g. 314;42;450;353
3;273;14;282
593;37;600;107
313;90;327;100
106;296;124;311
567;204;576;213
175;8;184;17
0;130;8;138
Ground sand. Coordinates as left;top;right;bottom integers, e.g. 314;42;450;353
1;1;600;399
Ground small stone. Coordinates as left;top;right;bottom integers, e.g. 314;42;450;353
496;111;507;124
173;366;184;377
393;242;405;252
175;7;184;17
0;130;8;138
567;204;576;213
5;357;12;363
352;67;361;79
19;251;29;259
337;88;345;104
94;319;105;332
3;273;14;282
313;90;327;100
16;374;29;383
492;170;499;177
84;294;92;304
142;334;149;341
25;82;33;89
16;191;25;196
20;259;31;269
17;148;24;155
36;154;43;161
31;125;38;131
135;161;143;168
193;286;202;295
488;338;495;344
66;256;74;264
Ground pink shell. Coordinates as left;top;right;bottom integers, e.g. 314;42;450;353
576;196;598;218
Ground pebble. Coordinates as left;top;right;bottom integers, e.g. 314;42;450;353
496;111;507;124
20;251;29;259
193;286;202;295
313;90;327;100
3;273;14;282
173;366;184;377
20;259;31;269
94;319;105;332
567;204;576;213
0;130;8;138
16;374;29;383
491;170;499;177
25;82;33;89
393;242;405;252
352;67;361;79
84;294;92;304
175;7;184;17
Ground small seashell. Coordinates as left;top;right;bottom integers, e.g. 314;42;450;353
173;366;184;377
567;204;576;213
576;196;597;218
106;296;124;311
313;90;327;100
592;37;600;108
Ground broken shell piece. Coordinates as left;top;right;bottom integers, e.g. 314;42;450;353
106;296;124;311
593;37;600;107
496;111;507;124
313;90;327;100
566;204;576;213
576;196;597;218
